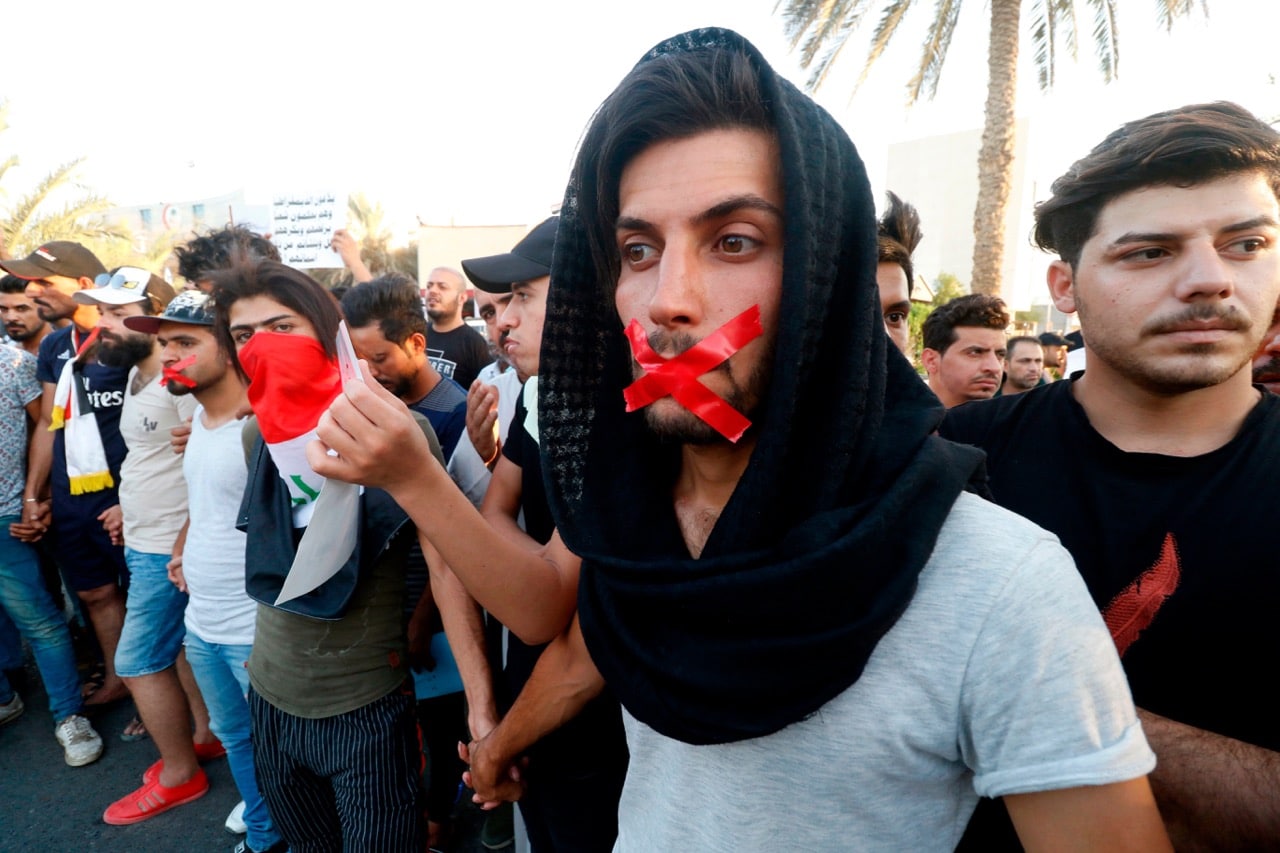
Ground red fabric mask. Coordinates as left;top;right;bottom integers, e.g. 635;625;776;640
239;332;342;444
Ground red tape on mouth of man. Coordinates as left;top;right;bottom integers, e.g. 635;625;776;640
161;355;198;388
622;305;763;443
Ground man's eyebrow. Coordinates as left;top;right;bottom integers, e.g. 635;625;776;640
692;194;783;226
1109;216;1280;247
885;300;911;313
615;194;784;233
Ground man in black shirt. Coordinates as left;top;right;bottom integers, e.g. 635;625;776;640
944;101;1280;849
422;266;489;389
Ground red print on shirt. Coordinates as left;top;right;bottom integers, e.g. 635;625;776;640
1102;532;1182;658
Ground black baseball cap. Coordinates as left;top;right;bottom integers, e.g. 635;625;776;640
124;290;215;334
461;216;558;294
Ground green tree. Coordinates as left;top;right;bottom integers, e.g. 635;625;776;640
0;102;130;259
907;271;967;364
313;191;418;288
777;0;1207;297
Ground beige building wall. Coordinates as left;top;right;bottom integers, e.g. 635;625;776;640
416;224;533;290
884;119;1044;311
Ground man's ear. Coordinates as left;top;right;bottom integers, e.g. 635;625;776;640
1047;260;1077;315
920;347;941;377
77;276;97;291
407;331;427;356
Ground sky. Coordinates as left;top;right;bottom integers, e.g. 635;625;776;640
3;1;1278;241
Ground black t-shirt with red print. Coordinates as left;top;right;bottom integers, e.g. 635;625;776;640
941;380;1280;752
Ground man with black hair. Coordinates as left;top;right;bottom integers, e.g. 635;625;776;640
1001;336;1045;396
74;270;226;825
1;242;137;713
876;191;922;354
127;290;283;853
310;29;1166;851
175;225;280;292
456;216;629;852
1;274;52;355
921;293;1009;407
210;259;490;851
1038;331;1070;381
0;323;101;766
340;272;485;848
944;101;1280;850
341;274;468;458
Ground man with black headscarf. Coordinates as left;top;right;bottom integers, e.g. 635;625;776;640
310;29;1169;851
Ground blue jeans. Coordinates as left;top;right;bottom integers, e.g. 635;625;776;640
115;548;188;678
0;518;82;721
183;633;281;853
0;605;22;670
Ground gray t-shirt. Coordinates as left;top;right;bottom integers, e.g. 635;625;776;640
615;492;1154;852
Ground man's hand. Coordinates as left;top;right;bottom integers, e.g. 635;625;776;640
330;229;373;283
98;504;124;546
22;497;50;528
170;418;192;454
460;737;527;808
307;361;437;495
167;554;187;593
10;517;46;543
466;379;501;467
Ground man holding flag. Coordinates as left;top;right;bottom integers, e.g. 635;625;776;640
209;259;486;851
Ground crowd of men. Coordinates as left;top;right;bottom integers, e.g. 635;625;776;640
2;25;1279;853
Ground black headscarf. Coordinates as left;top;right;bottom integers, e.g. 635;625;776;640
539;28;984;745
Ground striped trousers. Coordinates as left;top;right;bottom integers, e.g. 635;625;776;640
249;686;425;852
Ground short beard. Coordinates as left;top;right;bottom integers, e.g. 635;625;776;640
37;304;72;323
6;323;41;342
426;306;456;324
383;375;413;401
98;334;154;368
1080;296;1256;394
1009;373;1040;391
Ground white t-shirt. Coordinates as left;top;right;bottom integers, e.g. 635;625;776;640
614;492;1154;852
446;366;523;507
181;407;256;645
119;367;199;552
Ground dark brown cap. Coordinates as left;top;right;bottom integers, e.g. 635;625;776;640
0;241;107;281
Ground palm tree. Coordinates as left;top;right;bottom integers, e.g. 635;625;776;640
0;101;130;260
776;0;1207;296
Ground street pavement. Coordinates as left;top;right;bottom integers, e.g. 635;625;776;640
0;659;507;852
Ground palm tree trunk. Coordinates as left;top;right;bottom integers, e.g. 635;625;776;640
971;0;1022;297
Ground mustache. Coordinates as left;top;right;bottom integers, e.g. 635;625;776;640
646;330;699;358
1142;304;1250;335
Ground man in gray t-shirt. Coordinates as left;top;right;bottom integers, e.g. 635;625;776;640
310;29;1171;851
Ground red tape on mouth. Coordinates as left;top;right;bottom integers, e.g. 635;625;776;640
623;305;763;443
161;355;198;388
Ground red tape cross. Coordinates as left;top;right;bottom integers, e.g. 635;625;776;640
622;305;763;443
160;355;198;388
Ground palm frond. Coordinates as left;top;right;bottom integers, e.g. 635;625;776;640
850;1;919;95
800;0;883;90
907;0;962;103
1029;0;1078;90
1085;0;1120;81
